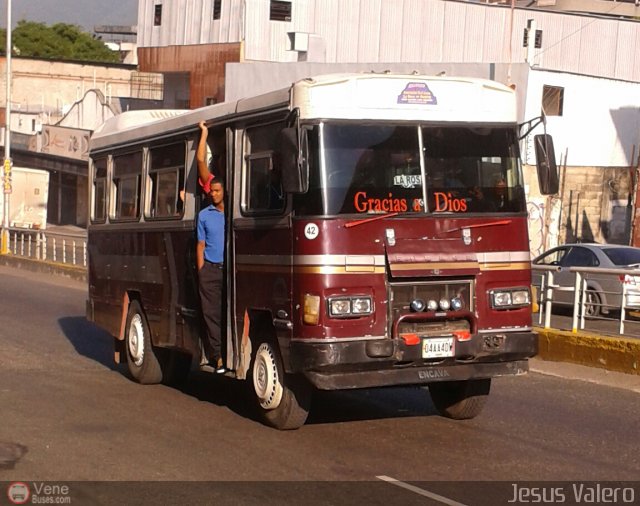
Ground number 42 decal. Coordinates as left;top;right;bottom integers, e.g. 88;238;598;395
304;223;319;240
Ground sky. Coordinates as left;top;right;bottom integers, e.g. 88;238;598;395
0;0;138;32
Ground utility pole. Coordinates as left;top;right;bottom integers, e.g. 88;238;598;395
2;0;12;254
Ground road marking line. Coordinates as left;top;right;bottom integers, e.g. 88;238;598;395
376;475;469;506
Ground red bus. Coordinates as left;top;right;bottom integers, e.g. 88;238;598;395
86;73;557;429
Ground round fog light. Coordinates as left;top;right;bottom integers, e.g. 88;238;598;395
439;298;450;311
451;297;463;311
410;299;425;312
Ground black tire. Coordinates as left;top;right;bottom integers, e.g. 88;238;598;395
159;350;192;386
584;289;602;318
124;300;163;384
251;341;312;430
429;378;491;420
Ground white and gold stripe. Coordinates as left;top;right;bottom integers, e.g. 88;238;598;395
234;251;531;274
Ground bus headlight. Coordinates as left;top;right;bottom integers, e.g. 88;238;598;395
511;289;530;305
490;288;530;309
352;297;372;314
329;299;351;316
328;296;373;318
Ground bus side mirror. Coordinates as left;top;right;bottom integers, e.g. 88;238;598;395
534;134;559;195
280;127;309;194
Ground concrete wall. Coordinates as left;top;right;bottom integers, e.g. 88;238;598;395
56;90;120;132
0;57;135;124
524;165;634;256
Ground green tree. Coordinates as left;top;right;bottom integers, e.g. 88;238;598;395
0;20;120;63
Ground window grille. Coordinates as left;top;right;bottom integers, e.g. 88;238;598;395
542;85;564;117
154;4;162;26
270;0;292;21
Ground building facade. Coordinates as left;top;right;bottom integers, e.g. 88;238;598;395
0;58;139;227
137;0;640;80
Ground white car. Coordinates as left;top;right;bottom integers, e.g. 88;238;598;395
532;243;640;316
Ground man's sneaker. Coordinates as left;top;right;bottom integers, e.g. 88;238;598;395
215;358;226;374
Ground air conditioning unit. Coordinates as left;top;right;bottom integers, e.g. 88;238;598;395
288;32;309;52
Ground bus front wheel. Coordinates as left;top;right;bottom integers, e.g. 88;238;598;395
428;378;491;420
124;300;163;384
252;342;311;430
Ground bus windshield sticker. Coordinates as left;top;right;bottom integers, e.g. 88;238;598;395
397;82;438;105
433;191;468;213
394;174;422;188
354;192;408;213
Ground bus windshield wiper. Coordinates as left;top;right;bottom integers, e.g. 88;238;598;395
345;212;399;228
439;219;512;235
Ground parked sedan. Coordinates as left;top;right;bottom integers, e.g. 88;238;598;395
532;243;640;317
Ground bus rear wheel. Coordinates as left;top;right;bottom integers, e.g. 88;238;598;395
125;300;163;384
252;342;311;430
428;378;491;420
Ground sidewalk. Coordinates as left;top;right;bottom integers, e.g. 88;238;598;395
530;357;640;393
0;251;86;282
44;224;87;238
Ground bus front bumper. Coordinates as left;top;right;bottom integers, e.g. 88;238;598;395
288;331;537;390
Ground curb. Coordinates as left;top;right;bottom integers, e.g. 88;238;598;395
535;327;640;376
0;254;86;282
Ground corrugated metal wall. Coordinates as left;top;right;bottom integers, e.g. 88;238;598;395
137;0;640;82
138;43;242;107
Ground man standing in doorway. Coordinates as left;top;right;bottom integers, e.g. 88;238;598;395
197;179;226;373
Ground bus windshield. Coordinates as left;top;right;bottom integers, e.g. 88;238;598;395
296;123;525;216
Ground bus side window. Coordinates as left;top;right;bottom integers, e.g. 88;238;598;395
245;153;284;213
91;157;108;223
243;121;286;215
112;150;143;221
148;142;186;219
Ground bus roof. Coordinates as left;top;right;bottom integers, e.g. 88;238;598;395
90;73;516;153
90;87;290;152
292;73;517;123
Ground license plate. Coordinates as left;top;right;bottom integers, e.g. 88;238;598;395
422;337;455;359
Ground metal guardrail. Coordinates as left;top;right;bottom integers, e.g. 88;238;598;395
6;227;87;268
532;265;640;336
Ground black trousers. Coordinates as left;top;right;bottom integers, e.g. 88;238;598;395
198;262;223;362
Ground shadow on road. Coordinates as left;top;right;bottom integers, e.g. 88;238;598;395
175;372;264;424
58;316;121;371
181;373;439;426
307;386;437;425
57;316;439;427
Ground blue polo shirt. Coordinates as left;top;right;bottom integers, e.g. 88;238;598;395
197;205;225;263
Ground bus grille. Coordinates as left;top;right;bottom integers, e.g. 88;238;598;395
389;280;474;335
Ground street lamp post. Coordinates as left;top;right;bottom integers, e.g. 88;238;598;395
1;0;11;254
